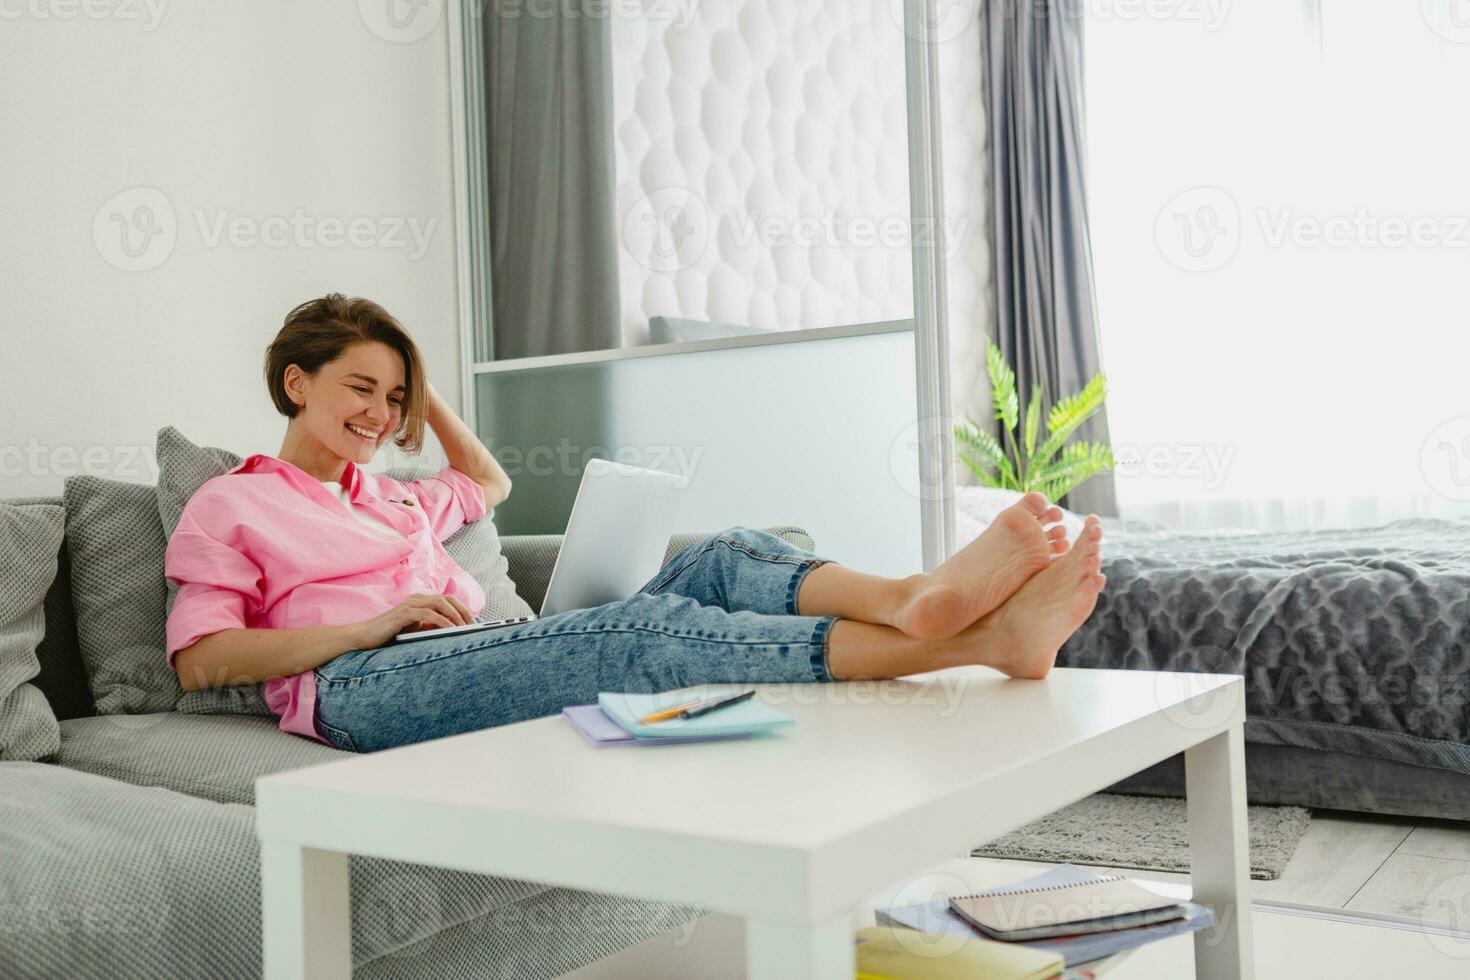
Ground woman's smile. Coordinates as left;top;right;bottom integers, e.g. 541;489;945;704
345;422;380;442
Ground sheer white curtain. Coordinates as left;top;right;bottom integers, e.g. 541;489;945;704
1085;1;1470;532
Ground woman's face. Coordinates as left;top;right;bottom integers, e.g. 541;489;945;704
287;341;406;466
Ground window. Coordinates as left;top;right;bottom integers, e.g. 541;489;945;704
1086;2;1470;530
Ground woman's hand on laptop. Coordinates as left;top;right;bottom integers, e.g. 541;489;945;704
351;593;476;649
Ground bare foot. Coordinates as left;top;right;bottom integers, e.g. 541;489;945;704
893;492;1069;640
953;517;1106;679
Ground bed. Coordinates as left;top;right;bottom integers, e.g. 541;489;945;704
955;488;1470;820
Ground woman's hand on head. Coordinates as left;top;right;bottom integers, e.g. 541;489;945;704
352;593;475;650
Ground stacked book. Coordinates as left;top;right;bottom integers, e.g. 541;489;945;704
866;864;1215;978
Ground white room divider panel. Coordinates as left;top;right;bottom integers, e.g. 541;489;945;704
609;1;915;345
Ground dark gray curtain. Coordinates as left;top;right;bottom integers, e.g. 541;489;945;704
484;3;621;359
985;0;1117;515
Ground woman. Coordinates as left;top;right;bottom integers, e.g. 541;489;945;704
165;294;1106;753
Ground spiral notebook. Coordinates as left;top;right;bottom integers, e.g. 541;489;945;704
949;875;1185;942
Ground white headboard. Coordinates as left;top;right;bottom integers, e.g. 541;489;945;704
611;1;915;346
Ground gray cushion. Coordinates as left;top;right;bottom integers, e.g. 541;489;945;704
56;712;343;805
6;493;94;723
0;761;550;979
0;504;64;760
154;427;275;717
62;476;181;715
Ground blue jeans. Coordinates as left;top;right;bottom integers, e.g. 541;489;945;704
313;527;839;752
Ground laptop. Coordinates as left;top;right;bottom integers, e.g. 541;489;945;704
394;458;687;642
539;457;688;616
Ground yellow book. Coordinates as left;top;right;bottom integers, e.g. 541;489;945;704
854;926;1064;980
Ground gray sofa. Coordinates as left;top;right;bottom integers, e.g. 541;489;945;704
3;488;815;979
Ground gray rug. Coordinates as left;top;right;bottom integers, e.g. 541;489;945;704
973;793;1311;880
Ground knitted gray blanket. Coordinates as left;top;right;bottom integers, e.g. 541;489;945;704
1058;519;1470;774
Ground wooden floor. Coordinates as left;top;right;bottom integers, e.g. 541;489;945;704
981;809;1470;931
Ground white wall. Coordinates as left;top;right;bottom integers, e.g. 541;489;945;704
0;0;463;499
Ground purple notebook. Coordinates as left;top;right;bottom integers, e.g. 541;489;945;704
562;704;751;747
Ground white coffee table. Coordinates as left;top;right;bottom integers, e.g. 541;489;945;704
255;666;1253;979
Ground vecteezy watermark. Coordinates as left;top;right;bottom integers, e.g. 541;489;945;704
622;187;711;274
472;887;700;946
0;438;156;480
1154;186;1242;273
361;0;697;42
356;872;443;963
888;0;979;44
358;0;442;43
486;439;704;483
1257;209;1470;251
659;679;972;718
889;416;959;503
1421;416;1470;501
1080;0;1230;30
92;187;176;272
1112;442;1236;491
622;188;971;273
1152;645;1243;732
1250;665;1468;714
757;676;971;717
889;0;1230;45
93;186;438;271
876;868;982;958
477;0;698;29
192;209;437;260
724;211;970;257
1422;0;1470;45
1421;872;1470;960
1157;186;1470;272
0;0;169;30
0;896;162;936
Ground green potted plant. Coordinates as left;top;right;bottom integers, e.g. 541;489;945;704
954;340;1115;502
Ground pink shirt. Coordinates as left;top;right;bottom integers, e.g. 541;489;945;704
163;454;489;744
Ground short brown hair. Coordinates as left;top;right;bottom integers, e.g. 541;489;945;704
264;293;427;454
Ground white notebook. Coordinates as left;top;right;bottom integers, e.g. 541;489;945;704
948;875;1185;941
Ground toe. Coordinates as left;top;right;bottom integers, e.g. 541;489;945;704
1042;506;1065;524
1017;492;1049;517
1046;525;1067;541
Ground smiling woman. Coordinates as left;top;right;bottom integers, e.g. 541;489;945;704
265;293;428;471
162;293;1104;757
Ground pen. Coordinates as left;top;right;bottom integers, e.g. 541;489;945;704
679;689;756;719
638;689;757;723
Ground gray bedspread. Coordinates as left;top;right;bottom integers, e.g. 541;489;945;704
1058;518;1470;775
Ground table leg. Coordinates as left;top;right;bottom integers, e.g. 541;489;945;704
1185;724;1256;980
744;913;853;979
260;841;351;980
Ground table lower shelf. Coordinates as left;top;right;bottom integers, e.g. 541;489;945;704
566;857;1462;979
